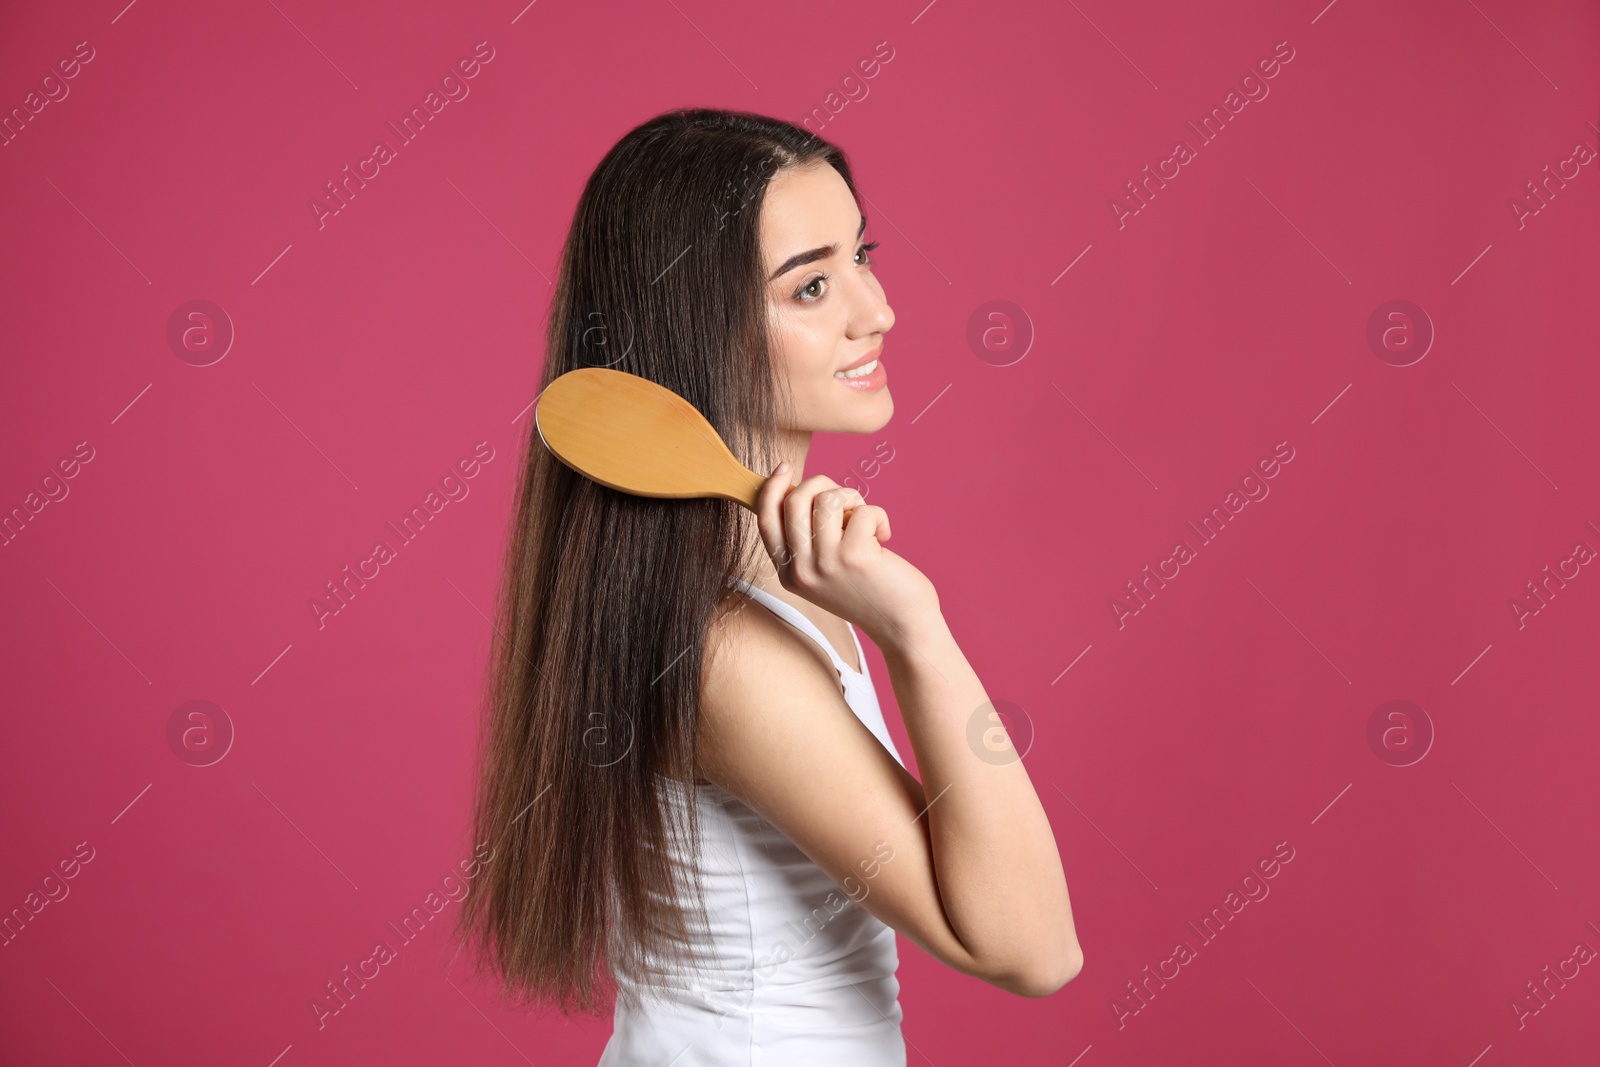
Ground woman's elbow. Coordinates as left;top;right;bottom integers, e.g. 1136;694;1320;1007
989;942;1085;998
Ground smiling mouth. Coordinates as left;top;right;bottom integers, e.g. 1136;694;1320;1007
834;357;880;380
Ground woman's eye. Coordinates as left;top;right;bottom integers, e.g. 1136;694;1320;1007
798;276;828;302
796;243;879;303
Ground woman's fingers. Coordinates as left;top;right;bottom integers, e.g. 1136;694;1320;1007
758;463;795;572
810;486;867;570
770;473;847;586
780;477;828;582
840;502;891;561
758;468;882;593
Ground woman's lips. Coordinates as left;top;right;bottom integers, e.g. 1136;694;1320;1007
834;356;887;391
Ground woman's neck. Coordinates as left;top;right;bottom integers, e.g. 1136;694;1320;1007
777;427;811;481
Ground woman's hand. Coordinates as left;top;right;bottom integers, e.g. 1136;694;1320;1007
755;462;941;648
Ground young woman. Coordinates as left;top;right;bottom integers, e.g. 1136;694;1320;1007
456;108;1082;1065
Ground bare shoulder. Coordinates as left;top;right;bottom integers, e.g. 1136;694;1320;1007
703;582;901;774
703;590;840;697
697;582;916;808
697;590;841;772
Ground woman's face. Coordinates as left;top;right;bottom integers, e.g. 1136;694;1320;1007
760;161;895;434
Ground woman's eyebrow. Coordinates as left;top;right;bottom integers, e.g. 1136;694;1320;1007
768;214;868;282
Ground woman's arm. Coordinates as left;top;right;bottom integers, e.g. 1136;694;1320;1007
696;466;1082;997
871;606;1083;994
699;599;1082;997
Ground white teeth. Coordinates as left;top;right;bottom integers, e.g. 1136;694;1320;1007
835;358;879;379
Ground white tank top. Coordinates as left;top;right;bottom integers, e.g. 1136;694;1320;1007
598;577;908;1066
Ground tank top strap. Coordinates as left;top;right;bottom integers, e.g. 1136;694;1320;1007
726;575;865;682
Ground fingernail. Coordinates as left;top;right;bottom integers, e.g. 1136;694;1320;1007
776;462;789;475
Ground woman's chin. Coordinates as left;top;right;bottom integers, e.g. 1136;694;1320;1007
867;393;893;431
842;389;893;433
793;389;894;434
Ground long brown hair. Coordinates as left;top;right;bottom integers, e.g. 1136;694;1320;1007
454;108;861;1016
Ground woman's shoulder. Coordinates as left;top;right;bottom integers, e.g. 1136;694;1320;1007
701;589;779;693
706;585;843;690
695;589;853;781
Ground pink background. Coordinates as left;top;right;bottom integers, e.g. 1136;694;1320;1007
3;0;1598;1064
